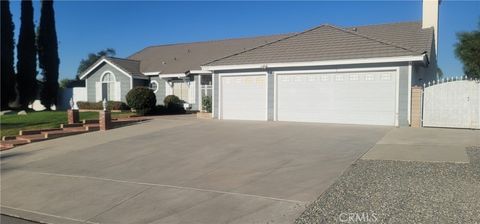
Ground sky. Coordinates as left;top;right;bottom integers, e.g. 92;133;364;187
8;0;480;80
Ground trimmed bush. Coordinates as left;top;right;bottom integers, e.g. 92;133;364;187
77;101;129;110
150;105;166;115
163;95;185;114
126;87;156;115
202;96;212;113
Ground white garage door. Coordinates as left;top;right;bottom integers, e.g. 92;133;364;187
276;70;397;125
221;75;267;120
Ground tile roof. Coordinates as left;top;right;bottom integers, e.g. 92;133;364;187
349;21;434;59
104;57;145;78
205;21;433;66
127;34;292;74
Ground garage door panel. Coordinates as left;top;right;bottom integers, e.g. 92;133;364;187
221;75;266;120
277;71;396;125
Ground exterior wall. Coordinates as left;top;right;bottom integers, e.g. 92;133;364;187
212;61;413;126
149;76;166;105
398;65;409;126
86;62;132;102
213;73;219;118
133;78;148;88
412;42;437;86
267;71;274;120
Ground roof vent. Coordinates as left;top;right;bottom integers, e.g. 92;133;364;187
174;57;177;61
352;27;357;32
162;61;166;64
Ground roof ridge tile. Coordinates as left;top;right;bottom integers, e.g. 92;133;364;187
324;24;422;54
204;24;329;66
127;33;296;59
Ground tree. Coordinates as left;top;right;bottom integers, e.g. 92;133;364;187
77;48;116;78
59;78;84;88
455;20;480;79
38;0;60;109
17;0;38;109
437;67;444;78
1;0;17;110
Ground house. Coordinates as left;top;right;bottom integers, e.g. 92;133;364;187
78;0;439;127
78;34;290;110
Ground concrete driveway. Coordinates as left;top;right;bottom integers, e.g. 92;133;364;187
1;116;390;224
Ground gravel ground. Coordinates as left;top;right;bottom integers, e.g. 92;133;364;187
296;147;480;224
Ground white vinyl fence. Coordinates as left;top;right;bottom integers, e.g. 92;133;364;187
423;76;480;129
58;87;87;109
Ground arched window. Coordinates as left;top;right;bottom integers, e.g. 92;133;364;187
101;72;116;101
102;72;116;82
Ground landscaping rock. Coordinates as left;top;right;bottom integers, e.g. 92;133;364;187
295;147;480;224
0;110;13;116
31;100;46;111
17;110;27;115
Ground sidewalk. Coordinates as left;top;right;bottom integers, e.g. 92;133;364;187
362;127;479;163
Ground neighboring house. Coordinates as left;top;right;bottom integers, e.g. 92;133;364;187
78;0;439;127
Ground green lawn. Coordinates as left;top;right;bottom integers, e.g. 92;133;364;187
0;111;133;138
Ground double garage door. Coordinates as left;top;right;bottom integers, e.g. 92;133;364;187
220;70;397;125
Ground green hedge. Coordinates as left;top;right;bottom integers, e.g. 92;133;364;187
126;87;156;115
77;101;129;110
163;95;185;114
202;96;212;113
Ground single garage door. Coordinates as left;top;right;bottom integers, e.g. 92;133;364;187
221;75;267;120
276;70;397;125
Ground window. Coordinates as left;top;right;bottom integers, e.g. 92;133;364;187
102;72;115;82
101;72;116;101
172;81;189;102
149;80;159;93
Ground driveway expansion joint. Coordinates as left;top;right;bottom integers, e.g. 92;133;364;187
23;170;305;205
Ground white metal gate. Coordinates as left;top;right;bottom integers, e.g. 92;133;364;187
423;78;480;129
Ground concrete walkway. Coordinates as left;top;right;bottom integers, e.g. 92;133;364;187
362;128;480;163
1;117;389;224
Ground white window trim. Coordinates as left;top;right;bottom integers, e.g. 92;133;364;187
144;71;162;76
158;73;187;78
99;71;119;101
149;80;160;93
100;70;117;82
218;71;269;121
188;70;212;74
79;58;148;80
273;67;400;126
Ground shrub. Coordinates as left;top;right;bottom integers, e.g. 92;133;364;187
126;87;156;115
202;96;212;113
149;105;166;115
77;101;129;110
163;95;185;114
